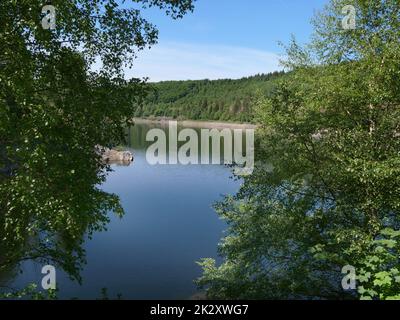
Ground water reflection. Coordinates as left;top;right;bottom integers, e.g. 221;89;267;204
1;122;241;299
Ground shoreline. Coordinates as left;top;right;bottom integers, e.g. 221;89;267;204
131;118;257;130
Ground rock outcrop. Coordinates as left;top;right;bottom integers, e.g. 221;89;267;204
96;146;134;165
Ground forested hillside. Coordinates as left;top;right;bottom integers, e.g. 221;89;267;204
135;71;285;122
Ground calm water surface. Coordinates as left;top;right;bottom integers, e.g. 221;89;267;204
7;123;242;299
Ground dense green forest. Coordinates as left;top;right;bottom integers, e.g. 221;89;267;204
135;72;285;122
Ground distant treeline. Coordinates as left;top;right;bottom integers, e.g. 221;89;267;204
134;71;286;123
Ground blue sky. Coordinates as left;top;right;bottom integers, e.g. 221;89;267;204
126;0;329;81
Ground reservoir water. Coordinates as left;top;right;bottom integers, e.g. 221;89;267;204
4;122;242;299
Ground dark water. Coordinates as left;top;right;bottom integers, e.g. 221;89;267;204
5;123;241;299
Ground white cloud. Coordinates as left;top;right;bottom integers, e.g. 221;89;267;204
124;41;281;82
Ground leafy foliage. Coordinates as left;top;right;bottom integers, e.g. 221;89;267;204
0;283;57;300
0;0;194;286
198;0;400;300
357;228;400;300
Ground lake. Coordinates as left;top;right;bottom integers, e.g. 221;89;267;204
4;122;243;299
